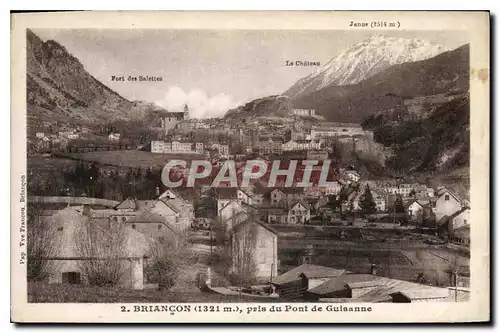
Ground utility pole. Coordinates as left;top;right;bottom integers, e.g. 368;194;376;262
209;224;213;264
454;267;458;302
393;197;396;224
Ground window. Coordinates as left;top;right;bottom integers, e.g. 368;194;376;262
158;224;162;230
132;224;136;229
445;195;450;201
57;226;63;231
464;219;468;224
122;217;126;222
113;217;118;221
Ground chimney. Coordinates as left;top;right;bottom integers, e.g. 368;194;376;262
370;263;377;275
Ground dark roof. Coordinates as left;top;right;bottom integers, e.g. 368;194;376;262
253;182;270;195
437;187;463;203
390;289;450;301
290;200;311;210
282;187;305;195
267;209;287;216
436;215;452;227
241;201;259;212
273;264;348;285
307;274;381;295
115;198;137;210
214;187;238;199
238;188;252;198
129;211;178;232
232;218;279;236
158;198;181;213
309;273;450;301
436;207;469;228
219;199;242;212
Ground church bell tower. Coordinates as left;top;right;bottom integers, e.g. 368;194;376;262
183;104;189;120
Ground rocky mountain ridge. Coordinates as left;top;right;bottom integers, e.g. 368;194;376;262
283;34;449;100
26;29;163;123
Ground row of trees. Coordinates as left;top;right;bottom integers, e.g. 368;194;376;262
327;184;415;217
28;162;165;201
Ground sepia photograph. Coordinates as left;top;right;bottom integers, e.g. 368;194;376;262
10;11;490;323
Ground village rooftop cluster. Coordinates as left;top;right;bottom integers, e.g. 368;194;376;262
27;104;471;304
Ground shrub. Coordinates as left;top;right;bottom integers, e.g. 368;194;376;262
146;236;198;291
73;218;126;286
27;203;61;281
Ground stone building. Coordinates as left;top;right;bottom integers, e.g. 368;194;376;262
160;104;190;134
41;206;151;290
231;219;279;283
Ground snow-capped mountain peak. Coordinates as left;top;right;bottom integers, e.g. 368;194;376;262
284;34;449;98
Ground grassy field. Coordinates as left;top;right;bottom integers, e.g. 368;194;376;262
28;150;204;173
28;282;276;303
59;150;203;169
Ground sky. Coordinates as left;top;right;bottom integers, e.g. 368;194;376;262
33;29;468;118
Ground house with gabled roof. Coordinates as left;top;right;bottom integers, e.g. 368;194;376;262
156;197;193;233
42;206;152;290
307;273;457;303
219;199;245;225
115;190;193;233
127;210;179;245
158;188;178;200
434;187;466;221
272;264;349;298
390;289;451;303
237;187;253;205
263;200;311;225
231;218;279;283
269;188;286;206
215;187;253;216
288;201;311;224
266;208;288;224
268;187;306;207
450;207;470;231
407;200;425;220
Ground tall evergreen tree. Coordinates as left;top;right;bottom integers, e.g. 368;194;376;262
358;185;377;215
